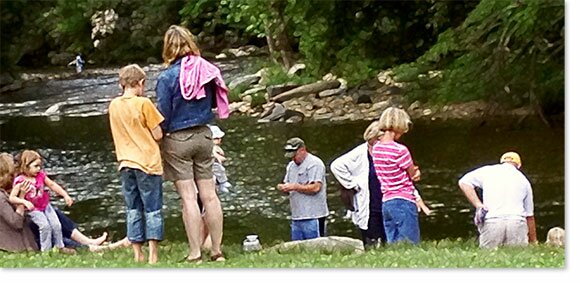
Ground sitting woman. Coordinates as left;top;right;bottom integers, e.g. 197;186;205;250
0;152;128;253
1;153;38;252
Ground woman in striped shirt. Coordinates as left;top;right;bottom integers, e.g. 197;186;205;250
372;107;422;244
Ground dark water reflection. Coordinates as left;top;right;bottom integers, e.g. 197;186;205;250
0;115;564;246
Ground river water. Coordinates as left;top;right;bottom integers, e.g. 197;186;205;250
0;60;565;246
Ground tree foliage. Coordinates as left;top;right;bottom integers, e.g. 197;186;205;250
392;0;564;115
2;0;476;80
179;0;477;84
1;0;564;115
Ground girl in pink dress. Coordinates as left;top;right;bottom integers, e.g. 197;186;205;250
9;150;75;254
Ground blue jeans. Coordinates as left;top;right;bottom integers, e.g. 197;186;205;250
382;198;420;244
121;168;164;242
291;219;320;241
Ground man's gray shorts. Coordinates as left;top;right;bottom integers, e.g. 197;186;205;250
479;219;528;248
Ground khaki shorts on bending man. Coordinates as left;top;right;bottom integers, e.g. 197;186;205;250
458;152;537;248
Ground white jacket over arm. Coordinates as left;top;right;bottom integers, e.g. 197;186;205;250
330;143;371;230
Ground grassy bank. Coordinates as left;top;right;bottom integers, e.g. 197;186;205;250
0;239;564;268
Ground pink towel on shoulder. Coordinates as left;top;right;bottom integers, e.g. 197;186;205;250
179;55;230;119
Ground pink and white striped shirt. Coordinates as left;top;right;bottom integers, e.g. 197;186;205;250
372;141;416;203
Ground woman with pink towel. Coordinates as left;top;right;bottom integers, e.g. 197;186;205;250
155;25;228;263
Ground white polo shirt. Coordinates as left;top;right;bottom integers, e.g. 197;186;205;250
458;163;534;222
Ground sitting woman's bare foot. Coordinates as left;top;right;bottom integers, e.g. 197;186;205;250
92;232;108;246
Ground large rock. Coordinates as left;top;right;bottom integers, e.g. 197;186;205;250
258;102;287;122
225;45;260;57
0;73;14;87
353;90;374;104
377;85;403;95
288;63;306;76
0;80;22;93
44;102;67;116
377;70;394;84
409;100;421;111
228;74;261;89
370;101;391;112
268;236;364;254
228;101;247;113
284;109;305;123
241;86;266;96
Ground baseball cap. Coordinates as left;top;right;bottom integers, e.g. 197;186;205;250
284;137;305;158
500;151;521;168
209;125;225;139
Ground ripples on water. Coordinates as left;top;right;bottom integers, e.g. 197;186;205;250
0;115;565;245
0;58;565;245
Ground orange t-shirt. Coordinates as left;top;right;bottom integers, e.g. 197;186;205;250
108;95;165;175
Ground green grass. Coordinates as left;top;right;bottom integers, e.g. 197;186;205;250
0;239;564;268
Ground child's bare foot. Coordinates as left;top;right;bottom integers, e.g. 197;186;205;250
92;232;108;246
135;253;145;263
148;254;158;264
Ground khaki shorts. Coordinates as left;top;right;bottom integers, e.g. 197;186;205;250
479;219;528;249
161;126;214;182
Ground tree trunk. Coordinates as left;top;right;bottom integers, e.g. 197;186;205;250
264;24;279;66
529;51;551;127
264;0;294;70
271;80;341;102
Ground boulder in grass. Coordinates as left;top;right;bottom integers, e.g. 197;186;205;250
268;236;364;254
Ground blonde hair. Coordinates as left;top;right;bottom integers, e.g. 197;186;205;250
0;153;15;190
162;25;201;66
17;150;42;177
546;227;565;247
119;64;146;88
378;107;412;133
363;121;384;142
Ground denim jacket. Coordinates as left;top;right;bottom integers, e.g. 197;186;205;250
155;58;214;133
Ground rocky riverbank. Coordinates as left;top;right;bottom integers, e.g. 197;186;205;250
225;66;535;124
1;46;536;123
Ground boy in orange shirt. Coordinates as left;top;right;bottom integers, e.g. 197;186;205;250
108;64;165;264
